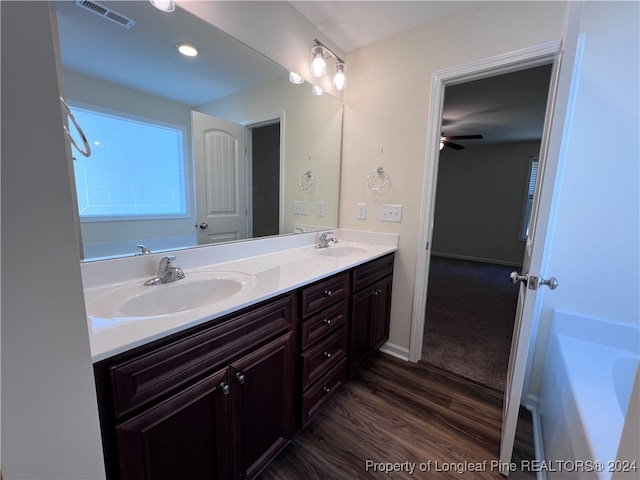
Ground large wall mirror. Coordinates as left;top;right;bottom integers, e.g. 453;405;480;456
53;0;342;261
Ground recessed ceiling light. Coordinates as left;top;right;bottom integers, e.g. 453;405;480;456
177;43;198;57
149;0;175;13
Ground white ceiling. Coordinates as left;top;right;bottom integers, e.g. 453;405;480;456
289;1;475;52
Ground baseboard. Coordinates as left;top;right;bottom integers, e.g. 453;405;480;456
525;394;547;480
431;252;523;268
380;342;410;361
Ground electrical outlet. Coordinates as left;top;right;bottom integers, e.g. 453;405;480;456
293;200;308;215
379;204;403;222
316;202;325;217
357;203;367;220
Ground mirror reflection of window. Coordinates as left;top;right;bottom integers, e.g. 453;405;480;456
70;105;188;221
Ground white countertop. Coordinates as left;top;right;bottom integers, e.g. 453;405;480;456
82;229;398;362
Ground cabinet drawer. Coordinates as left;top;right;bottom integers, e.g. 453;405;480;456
109;295;293;418
300;300;348;349
352;253;394;292
300;272;349;318
301;327;347;390
301;359;347;425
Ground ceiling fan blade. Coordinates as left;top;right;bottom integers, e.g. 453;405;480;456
445;134;484;140
444;141;465;150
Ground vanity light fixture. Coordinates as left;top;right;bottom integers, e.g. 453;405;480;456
312;85;325;96
289;72;305;84
310;39;347;90
149;0;175;13
177;43;198;57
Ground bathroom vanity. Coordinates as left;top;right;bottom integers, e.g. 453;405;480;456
86;230;397;479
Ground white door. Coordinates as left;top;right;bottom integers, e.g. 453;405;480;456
498;2;584;473
192;111;247;244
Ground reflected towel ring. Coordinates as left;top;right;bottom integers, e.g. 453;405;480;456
60;97;91;158
299;170;315;191
367;167;389;191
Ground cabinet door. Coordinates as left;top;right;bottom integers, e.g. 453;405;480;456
229;333;293;479
372;275;393;350
350;287;374;375
115;367;231;480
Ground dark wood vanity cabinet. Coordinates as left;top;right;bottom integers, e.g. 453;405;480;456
349;254;394;375
94;252;395;478
298;273;350;426
94;294;295;480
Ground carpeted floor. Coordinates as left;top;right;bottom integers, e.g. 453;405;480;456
421;256;520;391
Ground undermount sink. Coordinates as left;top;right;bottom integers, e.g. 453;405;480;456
86;271;255;320
317;246;368;257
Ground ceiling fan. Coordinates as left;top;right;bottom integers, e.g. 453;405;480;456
440;134;484;150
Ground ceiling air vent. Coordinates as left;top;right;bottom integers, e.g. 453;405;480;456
74;0;136;29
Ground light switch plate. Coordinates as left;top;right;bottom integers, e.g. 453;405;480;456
379;204;403;222
293;200;308;215
316;202;325;217
357;203;367;220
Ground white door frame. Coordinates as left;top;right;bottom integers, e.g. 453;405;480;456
243;111;286;237
409;41;562;363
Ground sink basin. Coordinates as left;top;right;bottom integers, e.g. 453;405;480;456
86;271;255;320
317;246;368;257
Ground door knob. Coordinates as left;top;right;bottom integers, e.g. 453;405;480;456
198;222;208;230
510;271;558;290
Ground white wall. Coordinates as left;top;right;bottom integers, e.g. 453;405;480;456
1;2;105;478
198;76;343;234
432;141;540;266
340;1;568;353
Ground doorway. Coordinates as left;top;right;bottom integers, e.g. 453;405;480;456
419;64;553;390
250;122;281;238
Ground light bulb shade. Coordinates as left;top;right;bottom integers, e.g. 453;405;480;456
312;85;325;96
150;0;175;12
289;72;304;84
333;62;347;90
311;45;326;77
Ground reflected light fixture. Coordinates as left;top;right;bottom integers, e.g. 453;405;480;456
177;43;198;57
333;62;346;90
440;137;445;150
311;39;347;90
312;85;325;96
289;72;305;84
149;0;175;12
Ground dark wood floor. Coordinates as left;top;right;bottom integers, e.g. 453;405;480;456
260;353;535;479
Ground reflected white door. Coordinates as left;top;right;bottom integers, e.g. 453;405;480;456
192;111;247;244
498;3;584;473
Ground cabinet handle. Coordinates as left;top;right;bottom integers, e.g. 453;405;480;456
323;386;331;395
218;382;230;395
323;290;333;297
323;318;332;326
235;372;246;385
323;351;332;360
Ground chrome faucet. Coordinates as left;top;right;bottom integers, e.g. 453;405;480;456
144;255;185;286
135;244;152;255
316;231;338;249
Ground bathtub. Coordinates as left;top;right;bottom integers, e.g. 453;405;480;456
539;311;639;479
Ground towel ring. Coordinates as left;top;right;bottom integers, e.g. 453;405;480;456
60;97;91;158
367;167;389;191
299;170;315;192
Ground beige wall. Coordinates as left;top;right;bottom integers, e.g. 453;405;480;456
339;1;567;352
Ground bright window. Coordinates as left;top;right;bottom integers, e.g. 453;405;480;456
520;156;539;240
70;105;187;221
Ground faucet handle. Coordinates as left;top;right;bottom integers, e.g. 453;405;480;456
136;244;152;255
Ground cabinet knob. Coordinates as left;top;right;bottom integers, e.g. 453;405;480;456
323;290;333;297
373;288;382;296
323;386;331;395
235;372;246;385
218;382;230;395
323;318;332;326
323;351;332;360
